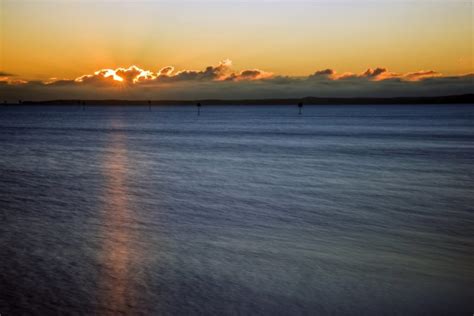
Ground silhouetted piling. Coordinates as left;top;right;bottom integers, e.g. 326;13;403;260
197;102;201;116
298;102;303;115
148;100;151;111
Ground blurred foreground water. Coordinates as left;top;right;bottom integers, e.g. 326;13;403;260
0;104;473;315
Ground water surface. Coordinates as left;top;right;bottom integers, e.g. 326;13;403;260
1;105;473;315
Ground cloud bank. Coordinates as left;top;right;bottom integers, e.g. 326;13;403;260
1;60;472;101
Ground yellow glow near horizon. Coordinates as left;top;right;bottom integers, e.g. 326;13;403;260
102;70;124;82
1;0;472;81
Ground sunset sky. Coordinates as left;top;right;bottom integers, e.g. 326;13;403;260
0;0;472;100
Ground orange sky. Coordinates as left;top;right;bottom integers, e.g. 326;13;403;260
1;0;472;81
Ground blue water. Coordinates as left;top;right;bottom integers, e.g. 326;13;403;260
0;105;473;315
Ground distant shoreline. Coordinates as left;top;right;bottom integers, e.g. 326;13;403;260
4;94;473;106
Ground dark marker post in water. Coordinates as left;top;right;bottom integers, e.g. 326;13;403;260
148;100;151;111
298;102;303;115
197;102;201;116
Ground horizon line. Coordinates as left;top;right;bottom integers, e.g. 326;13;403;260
6;94;473;106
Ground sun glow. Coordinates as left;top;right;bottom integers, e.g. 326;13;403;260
102;69;124;82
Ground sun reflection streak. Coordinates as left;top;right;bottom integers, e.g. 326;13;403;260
98;118;136;314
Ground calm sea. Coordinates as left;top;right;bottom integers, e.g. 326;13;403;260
0;105;473;315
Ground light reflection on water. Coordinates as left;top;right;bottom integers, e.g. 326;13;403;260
0;105;473;315
99;119;136;313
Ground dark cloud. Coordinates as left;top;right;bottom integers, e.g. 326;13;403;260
1;62;472;101
308;69;335;80
363;67;387;78
157;66;174;76
49;79;77;86
166;59;232;82
225;69;273;81
316;69;335;76
0;71;15;77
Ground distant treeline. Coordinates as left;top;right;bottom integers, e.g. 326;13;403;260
9;94;474;106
